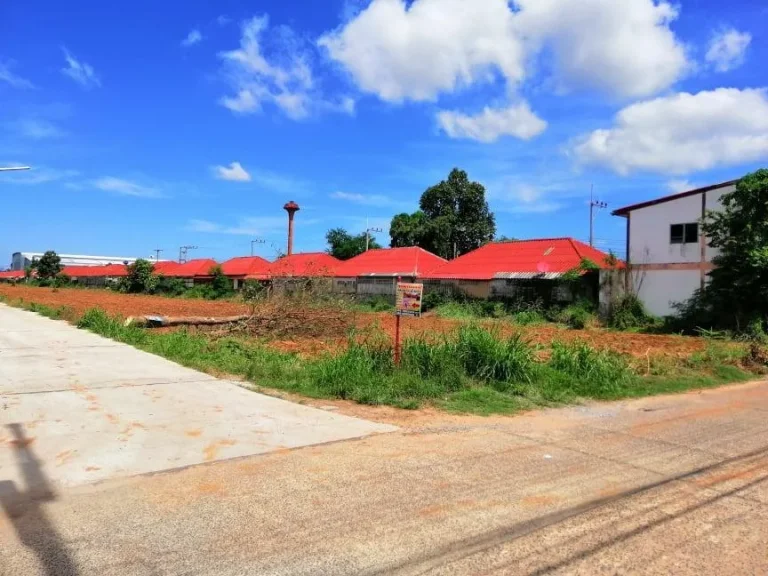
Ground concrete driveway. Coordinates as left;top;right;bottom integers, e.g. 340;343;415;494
0;304;394;490
2;304;768;575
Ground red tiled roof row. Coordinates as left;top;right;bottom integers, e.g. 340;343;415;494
1;240;619;282
422;238;619;281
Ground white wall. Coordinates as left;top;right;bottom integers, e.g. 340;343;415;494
628;185;732;266
635;269;701;316
629;194;702;265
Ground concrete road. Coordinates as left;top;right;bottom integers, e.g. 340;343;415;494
0;303;394;489
2;306;768;575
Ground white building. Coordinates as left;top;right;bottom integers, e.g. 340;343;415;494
10;252;152;271
612;180;736;317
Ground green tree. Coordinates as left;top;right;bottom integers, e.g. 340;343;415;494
209;265;233;298
123;259;158;294
694;169;768;330
389;168;496;259
390;211;429;248
496;235;518;243
35;251;62;280
325;228;381;260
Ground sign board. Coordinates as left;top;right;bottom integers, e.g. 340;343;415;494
395;282;424;317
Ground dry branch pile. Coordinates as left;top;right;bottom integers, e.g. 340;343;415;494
127;295;356;340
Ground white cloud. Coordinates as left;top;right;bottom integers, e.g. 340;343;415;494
217;15;231;26
0;61;34;89
437;103;547;143
61;48;101;89
219;15;324;120
9;118;64;139
319;0;524;102
666;179;697;193
213;161;252;182
181;29;203;47
93;177;163;198
488;183;564;214
0;167;78;185
573;88;768;175
319;0;688;103
514;0;689;98
706;28;751;72
331;190;410;208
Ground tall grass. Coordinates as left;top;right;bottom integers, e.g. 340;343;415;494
16;303;764;415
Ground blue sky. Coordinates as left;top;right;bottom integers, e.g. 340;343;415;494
1;0;766;265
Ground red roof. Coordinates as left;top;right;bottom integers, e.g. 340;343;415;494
423;238;619;280
0;270;24;279
333;247;447;278
163;258;218;278
221;256;272;278
153;261;180;275
264;252;340;278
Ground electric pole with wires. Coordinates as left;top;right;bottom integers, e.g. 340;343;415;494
589;185;608;247
178;245;198;264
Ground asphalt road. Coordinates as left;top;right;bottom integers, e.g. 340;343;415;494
2;305;768;575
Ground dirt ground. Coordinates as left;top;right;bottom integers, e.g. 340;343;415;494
0;285;707;359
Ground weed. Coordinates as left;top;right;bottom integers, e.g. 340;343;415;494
549;340;631;398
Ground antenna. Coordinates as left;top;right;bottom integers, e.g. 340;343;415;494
589;184;608;247
153;248;163;262
178;245;198;264
250;239;266;256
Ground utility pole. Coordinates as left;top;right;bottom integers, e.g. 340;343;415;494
250;239;266;256
589;185;607;247
366;225;383;251
153;248;163;262
178;245;198;264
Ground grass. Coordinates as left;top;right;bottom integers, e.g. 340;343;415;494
8;301;766;416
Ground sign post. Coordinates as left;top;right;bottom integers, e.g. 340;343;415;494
394;279;424;365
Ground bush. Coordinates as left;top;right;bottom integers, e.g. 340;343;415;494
156;276;188;297
551;299;598;329
422;291;448;312
209;265;233;299
120;259;158;294
357;296;393;312
608;294;655;330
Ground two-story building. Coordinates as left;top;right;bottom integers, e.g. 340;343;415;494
612;180;737;317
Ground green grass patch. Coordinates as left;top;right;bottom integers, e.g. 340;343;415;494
8;302;764;416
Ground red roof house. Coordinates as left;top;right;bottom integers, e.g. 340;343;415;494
424;238;618;280
333;247;447;278
163;258;218;279
265;253;340;278
153;261;181;276
221;256;272;279
0;270;24;280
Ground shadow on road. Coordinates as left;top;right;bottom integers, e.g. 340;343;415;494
0;423;78;576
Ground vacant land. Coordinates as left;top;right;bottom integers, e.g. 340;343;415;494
0;285;706;359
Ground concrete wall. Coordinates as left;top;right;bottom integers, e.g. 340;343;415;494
633;269;701;317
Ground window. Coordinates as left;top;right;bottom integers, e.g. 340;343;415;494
670;223;698;244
